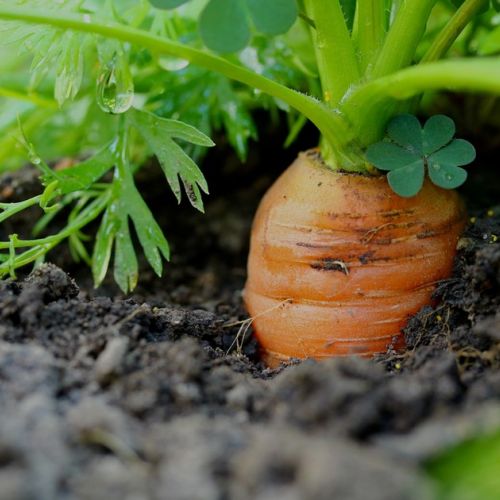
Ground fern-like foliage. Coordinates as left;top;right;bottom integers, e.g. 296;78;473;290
0;0;308;290
0;0;217;290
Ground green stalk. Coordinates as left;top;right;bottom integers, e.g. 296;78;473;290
406;0;488;114
0;192;110;251
0;191;110;277
421;0;488;63
372;0;438;78
356;58;500;100
303;0;360;105
348;0;438;145
356;0;386;72
115;115;132;184
343;57;500;145
0;5;354;166
0;196;42;224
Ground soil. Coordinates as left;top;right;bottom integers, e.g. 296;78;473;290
0;125;499;500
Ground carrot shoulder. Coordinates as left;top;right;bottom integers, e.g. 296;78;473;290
244;151;466;366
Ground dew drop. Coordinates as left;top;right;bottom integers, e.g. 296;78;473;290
28;153;41;165
96;54;134;114
158;55;189;72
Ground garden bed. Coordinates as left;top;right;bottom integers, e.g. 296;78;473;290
0;136;499;500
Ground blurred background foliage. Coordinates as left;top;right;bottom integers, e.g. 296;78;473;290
426;429;500;499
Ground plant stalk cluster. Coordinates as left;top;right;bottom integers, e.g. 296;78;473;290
0;0;496;172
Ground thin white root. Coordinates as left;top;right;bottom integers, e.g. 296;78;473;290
224;299;292;356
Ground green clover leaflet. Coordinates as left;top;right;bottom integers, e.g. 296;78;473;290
148;0;298;53
366;114;476;198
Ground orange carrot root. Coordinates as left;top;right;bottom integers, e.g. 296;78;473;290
244;151;466;366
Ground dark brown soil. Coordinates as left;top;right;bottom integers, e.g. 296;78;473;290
0;131;499;499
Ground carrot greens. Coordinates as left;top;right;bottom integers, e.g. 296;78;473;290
0;0;499;289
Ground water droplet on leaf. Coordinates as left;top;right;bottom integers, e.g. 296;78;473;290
29;153;41;165
158;55;189;71
96;54;134;114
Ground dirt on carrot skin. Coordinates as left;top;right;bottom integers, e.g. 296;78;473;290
0;135;499;499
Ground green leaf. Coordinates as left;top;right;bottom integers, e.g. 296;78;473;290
387;161;425;198
387;114;423;154
92;169;169;291
368;114;474;196
148;0;190;9
199;0;251;53
112;0;150;27
428;162;468;189
130;109;211;211
150;68;256;161
429;139;476;166
56;145;116;194
478;26;500;55
53;31;85;106
422;115;456;155
69;230;91;265
146;117;215;147
246;0;298;35
113;214;138;293
35;36;86;105
123;181;170;276
92;204;118;287
131;108;214;147
365;142;420;170
0;2;92;106
426;430;500;500
215;78;257;161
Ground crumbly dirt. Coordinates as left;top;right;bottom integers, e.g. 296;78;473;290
0;132;499;499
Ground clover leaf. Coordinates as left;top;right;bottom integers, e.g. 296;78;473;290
148;0;298;53
366;114;476;198
199;0;251;53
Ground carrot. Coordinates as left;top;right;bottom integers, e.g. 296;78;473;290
244;151;466;366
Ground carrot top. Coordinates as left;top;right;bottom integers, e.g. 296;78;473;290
0;0;498;289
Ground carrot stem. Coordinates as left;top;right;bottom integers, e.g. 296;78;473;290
302;0;360;106
371;0;438;78
3;3;498;173
342;57;500;145
421;0;489;63
356;0;387;73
